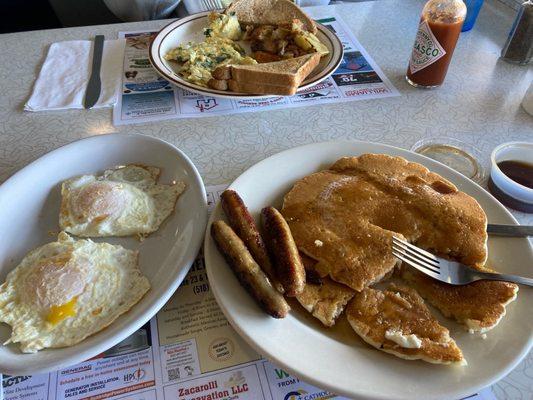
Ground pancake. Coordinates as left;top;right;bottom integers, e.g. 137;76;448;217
296;277;355;327
346;284;465;365
281;154;487;291
401;268;518;334
299;252;324;284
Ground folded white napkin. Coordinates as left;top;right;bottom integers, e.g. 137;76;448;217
25;39;125;111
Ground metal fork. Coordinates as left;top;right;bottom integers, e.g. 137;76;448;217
201;0;223;11
392;236;533;287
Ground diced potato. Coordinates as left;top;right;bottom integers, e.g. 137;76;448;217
294;33;329;56
294;34;313;51
305;33;329;56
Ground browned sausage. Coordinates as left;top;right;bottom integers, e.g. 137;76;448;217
220;190;284;293
261;206;306;296
211;220;290;318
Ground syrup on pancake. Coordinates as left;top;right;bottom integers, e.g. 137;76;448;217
282;154;488;292
401;268;518;333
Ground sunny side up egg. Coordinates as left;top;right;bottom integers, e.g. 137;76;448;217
0;232;150;353
59;164;186;237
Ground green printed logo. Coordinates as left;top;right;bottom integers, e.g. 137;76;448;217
275;369;290;379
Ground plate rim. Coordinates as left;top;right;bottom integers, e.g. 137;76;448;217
0;133;208;375
148;11;344;100
204;140;533;400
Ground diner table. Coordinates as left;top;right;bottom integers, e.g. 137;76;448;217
0;0;531;398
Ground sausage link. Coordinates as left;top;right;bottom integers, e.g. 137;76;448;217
261;206;306;296
211;220;290;318
220;190;284;293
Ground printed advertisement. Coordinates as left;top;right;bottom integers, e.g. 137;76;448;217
1;186;496;400
112;11;400;125
163;364;264;400
262;362;348;400
156;256;260;380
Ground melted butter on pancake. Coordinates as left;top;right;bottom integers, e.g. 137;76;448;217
282;154;488;291
346;284;465;365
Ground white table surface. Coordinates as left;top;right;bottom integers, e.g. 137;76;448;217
0;0;531;398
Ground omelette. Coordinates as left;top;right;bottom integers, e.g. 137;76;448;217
164;12;256;86
60;164;185;237
0;232;150;353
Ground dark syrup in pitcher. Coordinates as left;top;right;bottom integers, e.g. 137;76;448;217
488;160;533;213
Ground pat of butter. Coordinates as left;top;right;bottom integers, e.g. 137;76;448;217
314;240;323;247
385;329;422;349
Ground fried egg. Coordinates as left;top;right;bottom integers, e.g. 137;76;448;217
0;232;150;353
59;164;186;237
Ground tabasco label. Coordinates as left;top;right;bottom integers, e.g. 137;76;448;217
409;20;447;74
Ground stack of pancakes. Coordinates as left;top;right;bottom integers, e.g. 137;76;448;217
281;154;518;365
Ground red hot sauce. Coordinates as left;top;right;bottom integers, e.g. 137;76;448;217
406;0;466;88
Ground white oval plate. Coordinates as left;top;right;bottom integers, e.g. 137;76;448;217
204;141;533;400
149;11;344;99
0;133;207;375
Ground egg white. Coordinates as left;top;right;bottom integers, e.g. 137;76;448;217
59;165;186;237
0;232;150;353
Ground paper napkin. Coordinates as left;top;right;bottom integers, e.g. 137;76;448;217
25;39;125;111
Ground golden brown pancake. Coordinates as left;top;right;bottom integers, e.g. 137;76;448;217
299;252;324;284
296;278;355;327
281;154;487;291
401;268;518;333
346;284;464;365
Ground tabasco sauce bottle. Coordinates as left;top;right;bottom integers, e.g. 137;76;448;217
406;0;466;88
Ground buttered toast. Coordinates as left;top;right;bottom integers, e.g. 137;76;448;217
209;52;321;95
226;0;317;33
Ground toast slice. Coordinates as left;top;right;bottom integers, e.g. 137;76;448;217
231;52;320;86
227;81;297;95
209;52;320;95
226;0;317;33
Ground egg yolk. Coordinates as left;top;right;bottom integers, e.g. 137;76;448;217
46;297;77;325
72;182;127;221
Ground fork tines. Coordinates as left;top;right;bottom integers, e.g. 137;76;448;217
392;236;441;277
202;0;222;10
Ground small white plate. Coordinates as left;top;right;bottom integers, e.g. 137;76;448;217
0;133;207;375
204;141;533;400
149;11;344;99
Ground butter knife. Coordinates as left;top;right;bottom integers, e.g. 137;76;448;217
487;224;533;237
84;35;105;109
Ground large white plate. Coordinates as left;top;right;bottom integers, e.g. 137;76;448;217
0;133;207;375
149;11;343;99
204;141;533;400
